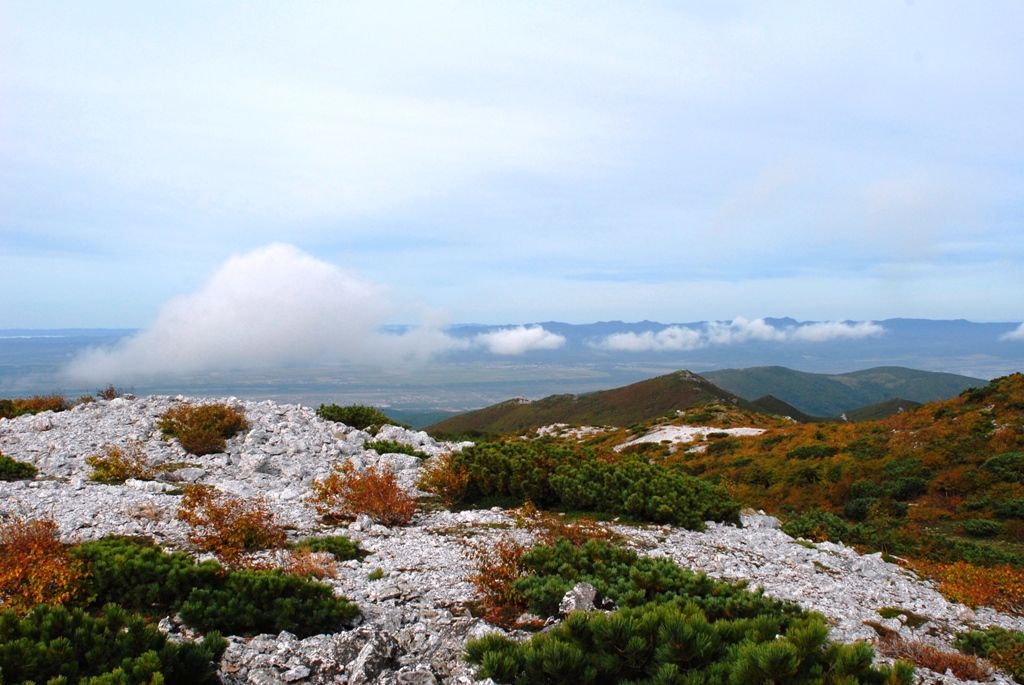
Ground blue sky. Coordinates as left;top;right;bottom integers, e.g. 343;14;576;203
2;1;1022;328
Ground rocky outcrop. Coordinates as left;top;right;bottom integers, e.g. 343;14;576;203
2;396;1022;684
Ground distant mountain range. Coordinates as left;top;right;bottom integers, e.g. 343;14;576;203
702;366;983;417
425;365;985;436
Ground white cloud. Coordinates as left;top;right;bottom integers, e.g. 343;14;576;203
789;320;884;342
64;244;466;383
473;326;566;355
597;326;704;352
705;317;789;345
1000;323;1024;341
591;318;885;351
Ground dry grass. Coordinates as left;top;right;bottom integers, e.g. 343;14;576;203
309;462;417;526
0;516;85;614
176;485;286;567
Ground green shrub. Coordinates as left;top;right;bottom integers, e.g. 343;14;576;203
179;569;358;637
955;626;1024;681
982;452;1024;483
514;538;800;621
158;403;248;456
290;535;363;561
920;532;1024;566
317;404;399;430
785;444;839;460
467;540;913;685
994;498;1024;520
72;536;221;615
441;439;740;529
72;536;359;638
782;509;852;542
884;476;929;501
960;518;1002;538
843;498;876;522
364;439;427;458
0;453;37;481
848;479;883;500
0;603;225;685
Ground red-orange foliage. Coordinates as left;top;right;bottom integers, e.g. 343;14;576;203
176;485;286;566
467;533;531;628
915;560;1024;615
0;517;85;614
284;549;337;579
416;453;470;506
0;395;68;419
158;402;249;456
309;462;417;526
875;631;991;681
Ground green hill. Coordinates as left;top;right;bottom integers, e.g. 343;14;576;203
842;397;921;422
702;365;983;417
426;370;761;437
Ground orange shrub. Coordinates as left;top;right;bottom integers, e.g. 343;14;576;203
0;395;68;419
176;485;286;566
0;517;85;613
466;533;530;628
86;442;155;483
284;549;337;579
875;631;991;681
158;402;249;456
915;560;1024;615
416;453;470;506
309;462;417;526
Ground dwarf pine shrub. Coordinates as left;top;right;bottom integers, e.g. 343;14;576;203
0;452;37;481
158;402;248;455
955;626;1024;681
0;603;226;685
364;439;427;458
179;568;359;637
72;535;359;638
290;535;363;560
466;538;914;685
316;403;398;431
431;439;739;528
73;536;222;614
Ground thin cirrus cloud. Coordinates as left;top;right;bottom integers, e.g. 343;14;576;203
62;244;571;383
593;318;884;352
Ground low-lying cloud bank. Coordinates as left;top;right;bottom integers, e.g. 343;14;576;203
64;244;568;384
474;325;566;355
594;317;884;352
1001;323;1024;342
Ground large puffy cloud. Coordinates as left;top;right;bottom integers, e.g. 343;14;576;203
1000;323;1024;341
473;325;566;355
593;318;884;352
64;244;467;383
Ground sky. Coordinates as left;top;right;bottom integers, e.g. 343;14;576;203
2;1;1023;330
